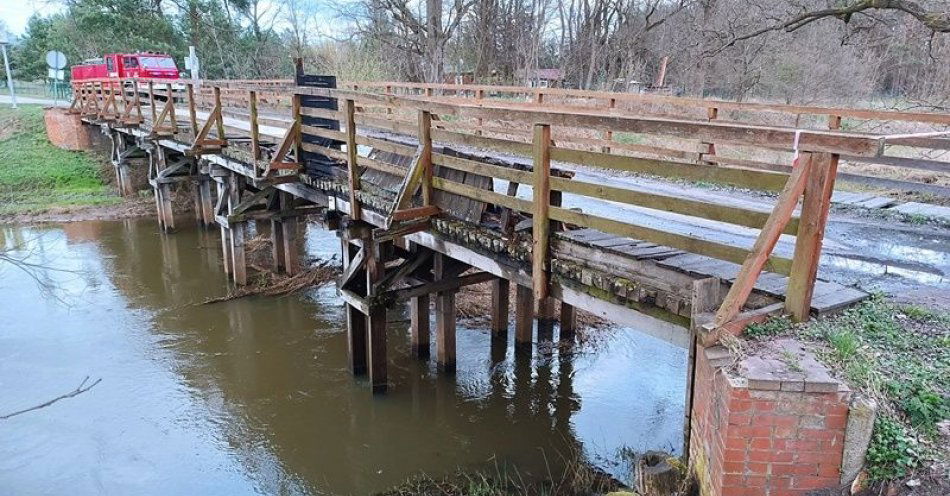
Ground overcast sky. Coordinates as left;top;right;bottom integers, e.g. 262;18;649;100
1;2;63;37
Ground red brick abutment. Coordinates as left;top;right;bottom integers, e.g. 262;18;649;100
689;338;876;495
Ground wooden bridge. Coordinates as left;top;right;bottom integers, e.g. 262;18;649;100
65;63;949;396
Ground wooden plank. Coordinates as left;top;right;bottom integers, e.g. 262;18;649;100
549;207;792;274
433;153;533;184
432;176;533;213
551;176;799;233
713;153;813;329
549;147;791;192
786;153;838;321
532;124;552;313
296;86;886;157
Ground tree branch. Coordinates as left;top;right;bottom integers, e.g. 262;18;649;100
0;376;102;420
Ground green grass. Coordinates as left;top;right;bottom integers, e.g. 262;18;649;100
746;296;949;481
0;105;119;215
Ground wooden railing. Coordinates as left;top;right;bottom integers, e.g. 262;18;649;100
346;81;950;197
69;77;949;343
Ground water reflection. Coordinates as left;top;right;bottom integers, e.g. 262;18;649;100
0;220;685;495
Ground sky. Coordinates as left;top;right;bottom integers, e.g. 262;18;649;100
0;2;63;37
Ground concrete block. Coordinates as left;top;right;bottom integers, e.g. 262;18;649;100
841;395;878;485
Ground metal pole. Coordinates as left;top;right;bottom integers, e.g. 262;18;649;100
1;43;17;109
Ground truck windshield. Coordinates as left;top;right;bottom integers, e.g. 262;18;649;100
139;57;176;69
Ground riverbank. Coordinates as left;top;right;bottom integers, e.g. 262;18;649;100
743;297;949;495
0;105;129;220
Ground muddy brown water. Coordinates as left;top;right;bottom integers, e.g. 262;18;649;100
0;219;686;495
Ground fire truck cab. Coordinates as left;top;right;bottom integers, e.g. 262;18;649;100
71;52;181;81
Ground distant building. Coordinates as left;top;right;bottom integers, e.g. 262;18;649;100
519;68;564;88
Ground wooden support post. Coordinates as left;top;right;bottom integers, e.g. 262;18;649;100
212;87;226;141
197;174;214;227
531;124;553;333
475;89;484;136
365;238;388;393
132;80;143;123
434;253;456;373
187;83;198;137
344;99;362;221
249;90;260;163
828;114;842;130
515;284;533;354
385;85;393;120
490;278;510;337
343;240;367;375
270;194;286;273
215;178;233;276
228;173;247;285
418;110;434;206
158;183;175;232
559;301;576;342
601;98;616;153
292;90;303;166
786;152;838;321
157;150;175;233
698;107;719;165
166;83;177;132
410;294;430;359
148;81;157;122
280;192;299;276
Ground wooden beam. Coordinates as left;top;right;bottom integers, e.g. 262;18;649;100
550;176;799;234
391;271;496;301
786;153;838;321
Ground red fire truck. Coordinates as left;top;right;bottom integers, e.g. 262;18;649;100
71;52;181;81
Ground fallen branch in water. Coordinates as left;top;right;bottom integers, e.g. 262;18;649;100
0;376;102;420
200;256;340;304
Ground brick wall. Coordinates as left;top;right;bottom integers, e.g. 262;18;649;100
45;108;92;151
689;343;852;495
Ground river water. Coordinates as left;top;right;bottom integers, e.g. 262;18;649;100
0;219;685;495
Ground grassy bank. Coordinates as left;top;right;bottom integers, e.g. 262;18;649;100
746;296;949;491
0;105;119;215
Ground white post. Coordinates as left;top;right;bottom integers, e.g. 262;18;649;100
187;46;200;85
1;43;16;109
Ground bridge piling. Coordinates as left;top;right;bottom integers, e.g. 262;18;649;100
227;172;248;285
193;165;215;228
433;253;457;374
